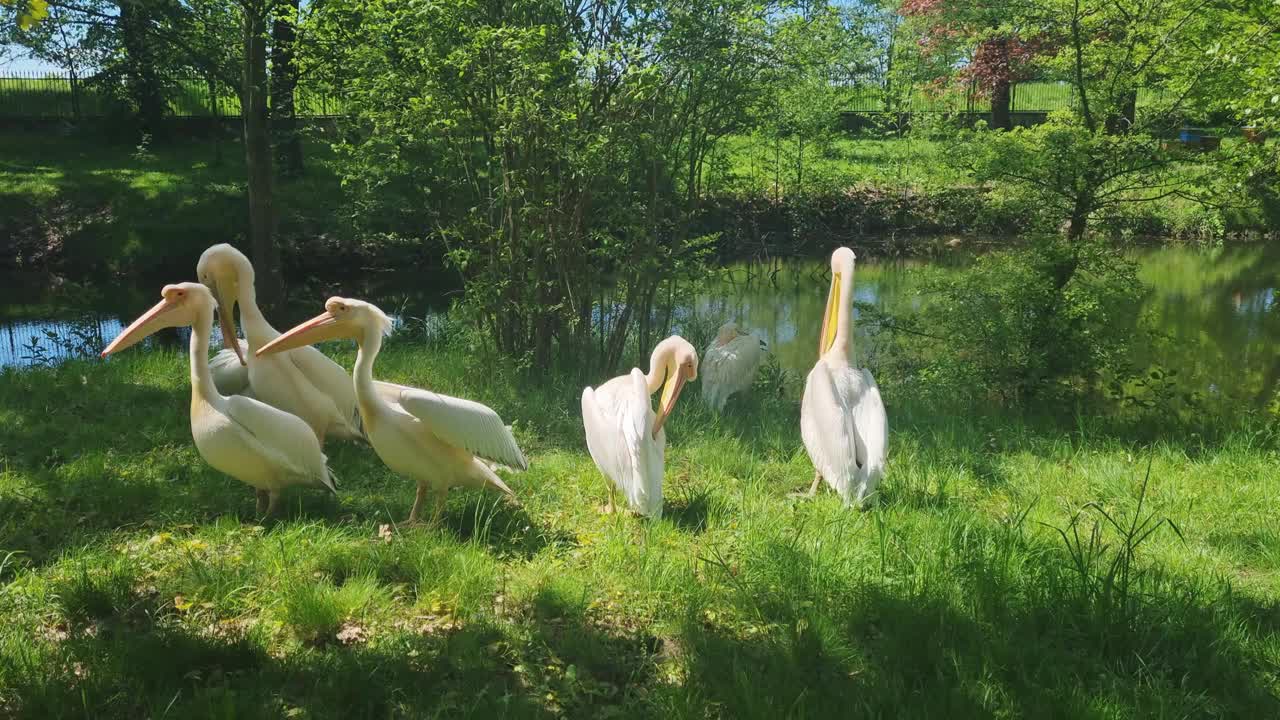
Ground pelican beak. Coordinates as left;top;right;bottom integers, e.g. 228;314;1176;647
214;293;245;366
818;272;840;357
257;311;347;357
652;368;689;439
101;297;180;357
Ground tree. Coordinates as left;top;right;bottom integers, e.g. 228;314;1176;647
270;0;302;177
900;0;1045;130
310;0;782;371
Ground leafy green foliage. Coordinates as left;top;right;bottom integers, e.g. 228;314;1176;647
906;238;1142;402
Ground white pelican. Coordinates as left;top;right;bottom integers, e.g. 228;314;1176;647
581;336;698;518
197;243;401;443
700;322;768;411
799;247;888;508
257;297;527;525
101;283;336;517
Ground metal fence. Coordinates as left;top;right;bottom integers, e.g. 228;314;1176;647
0;71;341;119
834;76;1165;114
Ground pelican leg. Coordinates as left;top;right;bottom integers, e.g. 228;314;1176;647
790;470;822;499
255;489;269;516
600;485;617;514
407;482;429;525
263;491;282;518
429;489;447;527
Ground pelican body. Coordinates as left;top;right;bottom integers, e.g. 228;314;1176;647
581;336;698;518
200;244;400;444
701;322;768;411
102;283;336;517
799;247;888;508
258;297;527;525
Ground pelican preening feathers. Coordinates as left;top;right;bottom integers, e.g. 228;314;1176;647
701;322;768;412
799;247;889;508
582;336;699;518
102;243;885;523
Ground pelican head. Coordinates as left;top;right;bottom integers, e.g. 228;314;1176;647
101;282;214;357
714;322;746;346
818;247;856;357
256;296;393;357
650;336;699;439
196;243;252;366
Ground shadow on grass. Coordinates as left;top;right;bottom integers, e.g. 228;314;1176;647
672;522;1280;719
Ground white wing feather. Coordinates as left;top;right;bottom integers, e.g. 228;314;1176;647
851;368;888;502
210;341;250;396
582;369;663;518
398;388;528;471
222;395;336;492
801;362;860;503
701;334;767;411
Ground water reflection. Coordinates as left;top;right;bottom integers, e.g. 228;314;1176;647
5;245;1280;411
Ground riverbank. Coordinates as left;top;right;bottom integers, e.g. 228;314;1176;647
1;340;1277;717
3;131;1268;284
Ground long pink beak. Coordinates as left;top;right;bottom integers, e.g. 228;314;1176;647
217;304;245;366
101;297;178;357
257;311;342;357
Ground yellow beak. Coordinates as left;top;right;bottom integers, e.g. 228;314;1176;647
652;369;688;439
214;294;245;366
257;311;347;357
101;297;180;357
817;272;840;357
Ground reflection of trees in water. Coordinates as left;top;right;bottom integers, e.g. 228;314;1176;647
1138;245;1280;407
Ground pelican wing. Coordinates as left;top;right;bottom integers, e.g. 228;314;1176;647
284;346;363;438
398;388;528;471
223;394;336;492
800;362;863;503
581;370;662;517
701;333;767;410
210;341;251;396
852;368;888;493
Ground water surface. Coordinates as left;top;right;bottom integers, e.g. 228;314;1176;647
3;246;1278;411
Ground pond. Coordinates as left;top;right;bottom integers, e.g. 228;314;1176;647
3;245;1279;412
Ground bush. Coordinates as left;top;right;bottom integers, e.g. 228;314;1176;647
906;237;1142;404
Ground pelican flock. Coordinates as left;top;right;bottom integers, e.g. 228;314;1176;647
701;321;768;411
102;283;336;516
99;243;886;522
581;336;699;518
257;297;527;525
799;247;889;508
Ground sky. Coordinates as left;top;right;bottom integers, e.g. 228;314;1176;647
2;46;60;73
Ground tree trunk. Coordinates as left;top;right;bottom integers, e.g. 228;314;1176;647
1106;89;1137;134
242;3;280;310
119;0;166;140
271;0;304;177
990;77;1012;131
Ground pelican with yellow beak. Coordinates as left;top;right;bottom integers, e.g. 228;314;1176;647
257;297;527;525
799;247;887;508
102;283;336;517
581;336;699;518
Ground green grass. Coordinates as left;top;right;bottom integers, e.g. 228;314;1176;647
0;131;347;278
1;336;1278;718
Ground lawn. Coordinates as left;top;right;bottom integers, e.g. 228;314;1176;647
1;336;1277;718
0;131;348;278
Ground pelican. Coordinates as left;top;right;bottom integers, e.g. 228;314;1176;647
257;297;527;525
198;243;401;443
581;336;698;518
799;247;888;508
101;283;336;516
700;322;768;411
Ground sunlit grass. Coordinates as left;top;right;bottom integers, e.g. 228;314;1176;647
0;339;1278;717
